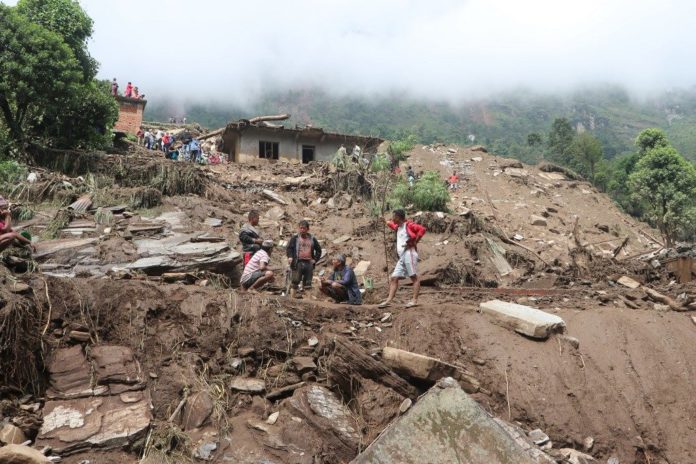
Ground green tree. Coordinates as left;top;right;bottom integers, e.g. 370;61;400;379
635;128;669;156
568;132;603;179
0;4;82;144
527;132;543;147
629;146;696;245
547;117;574;163
16;0;96;81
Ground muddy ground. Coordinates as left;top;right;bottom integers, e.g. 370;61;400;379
0;142;694;464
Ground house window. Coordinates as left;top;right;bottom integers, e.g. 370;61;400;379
259;141;279;160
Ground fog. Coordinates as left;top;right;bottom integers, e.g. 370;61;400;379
6;0;696;103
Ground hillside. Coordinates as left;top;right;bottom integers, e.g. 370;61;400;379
0;138;695;463
146;85;696;164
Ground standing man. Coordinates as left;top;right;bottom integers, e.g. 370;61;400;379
111;78;119;96
287;220;322;297
240;240;275;292
320;254;362;305
239;210;264;266
378;209;426;308
124;82;133;98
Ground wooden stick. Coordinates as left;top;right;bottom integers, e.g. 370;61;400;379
168;388;189;423
504;367;511;420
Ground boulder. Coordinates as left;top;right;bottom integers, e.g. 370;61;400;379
90;345;143;386
617;276;641;289
230;377;265;393
0;423;27;445
530;215;548;227
351;378;539;464
182;391;214;430
479;300;566;339
353;261;371;277
381;347;458;383
291;357;317;374
36;393;152;455
0;444;49;463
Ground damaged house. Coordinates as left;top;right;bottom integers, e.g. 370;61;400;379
217;114;383;164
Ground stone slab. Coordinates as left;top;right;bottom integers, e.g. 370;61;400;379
381;347;458;382
351;378;538;464
230;377;265;393
617;276;641;289
479;300;566;339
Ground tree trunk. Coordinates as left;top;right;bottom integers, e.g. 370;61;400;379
0;96;24;143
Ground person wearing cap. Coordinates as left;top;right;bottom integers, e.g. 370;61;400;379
320;254;362;305
0;198;35;252
240;240;275;292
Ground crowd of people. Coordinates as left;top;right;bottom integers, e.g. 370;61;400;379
236;208;426;308
111;78;145;100
135;127;222;165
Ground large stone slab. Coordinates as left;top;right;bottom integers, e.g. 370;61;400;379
46;346;105;399
479;300;566;339
351;378;539;464
90;345;143;386
37;392;152;455
0;444;49;463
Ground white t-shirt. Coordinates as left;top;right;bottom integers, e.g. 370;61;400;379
396;223;409;256
241;249;269;283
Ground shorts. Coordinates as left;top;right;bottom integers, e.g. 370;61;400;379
392;249;418;278
291;260;314;288
241;270;264;289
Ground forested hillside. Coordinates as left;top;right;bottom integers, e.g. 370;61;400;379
146;85;696;163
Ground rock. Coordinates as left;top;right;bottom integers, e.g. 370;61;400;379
333;235;351;244
68;331;90;342
262;189;288;205
353;261;371;277
193;442;217;461
513;234;524;241
607;457;620;464
558;448;596;463
307;336;319;347
326;197;336;208
351;378;539;464
691;315;696;326
617;276;641;289
230;377;265;393
182;391;214;430
530;215;547;227
90;345;142;386
0;423;28;445
266;411;279;425
203;217;222;227
265;205;285;221
505;168;529;178
46;346;96;399
528;428;549;446
559;335;580;349
238;347;255;357
0;444;49;463
291;356;317;373
289;385;361;453
470;145;488;153
399;398;412;413
265;381;305;400
494;419;556;464
479;300;566;339
471;156;483;162
583;436;594;451
37;394;152;454
9;282;31;294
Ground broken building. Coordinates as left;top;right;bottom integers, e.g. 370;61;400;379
113;96;147;136
219;115;383;164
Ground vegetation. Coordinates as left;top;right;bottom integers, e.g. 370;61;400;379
0;1;117;153
390;171;450;212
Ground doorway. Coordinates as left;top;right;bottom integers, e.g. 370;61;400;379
302;145;315;164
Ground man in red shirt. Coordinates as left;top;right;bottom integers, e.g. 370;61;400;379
378;209;426;308
448;171;459;190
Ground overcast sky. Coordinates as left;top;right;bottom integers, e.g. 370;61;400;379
6;0;696;103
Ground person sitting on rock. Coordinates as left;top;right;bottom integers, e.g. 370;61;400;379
320;254;362;305
240;240;275;292
0;198;35;253
239;210;264;266
287;220;322;297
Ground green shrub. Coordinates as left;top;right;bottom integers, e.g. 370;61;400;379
370;153;390;172
389;134;417;161
0;160;27;191
389;171;450;212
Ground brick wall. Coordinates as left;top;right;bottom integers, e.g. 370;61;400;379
114;97;146;135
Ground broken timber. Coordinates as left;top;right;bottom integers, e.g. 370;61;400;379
329;337;419;399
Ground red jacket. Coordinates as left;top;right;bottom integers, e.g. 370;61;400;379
387;220;426;250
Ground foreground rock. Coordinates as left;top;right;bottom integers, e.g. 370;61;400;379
479;300;566;339
36;345;152;455
0;444;50;463
351;378;539;463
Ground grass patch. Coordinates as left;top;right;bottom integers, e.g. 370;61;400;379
389;171;450;212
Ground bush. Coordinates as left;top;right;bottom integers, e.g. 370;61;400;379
0;160;27;190
370;153;390;172
389;171;450;212
389;134;417;161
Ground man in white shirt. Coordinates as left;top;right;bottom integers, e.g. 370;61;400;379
240;240;275;292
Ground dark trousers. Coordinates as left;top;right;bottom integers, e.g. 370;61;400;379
291;260;314;288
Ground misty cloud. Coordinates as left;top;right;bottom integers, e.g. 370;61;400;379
5;0;696;103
